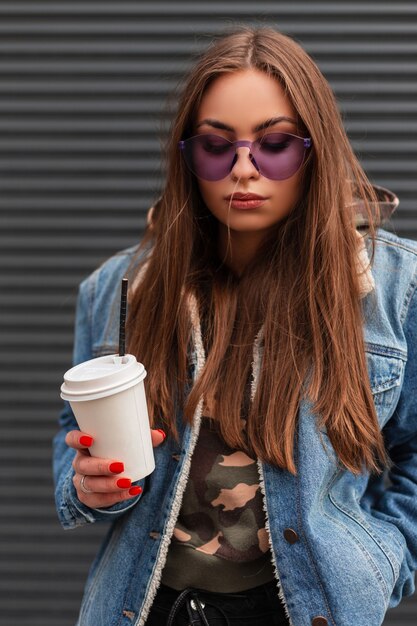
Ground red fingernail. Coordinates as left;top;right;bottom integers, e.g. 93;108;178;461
129;486;142;496
156;429;166;441
117;478;131;489
109;462;124;474
80;435;93;447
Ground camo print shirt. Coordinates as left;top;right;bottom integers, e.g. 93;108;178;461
161;416;275;592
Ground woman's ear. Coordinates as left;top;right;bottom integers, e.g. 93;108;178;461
146;205;155;230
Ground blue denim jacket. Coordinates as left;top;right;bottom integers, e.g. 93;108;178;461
53;226;417;626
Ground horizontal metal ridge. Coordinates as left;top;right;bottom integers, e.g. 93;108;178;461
0;22;416;35
0;2;416;16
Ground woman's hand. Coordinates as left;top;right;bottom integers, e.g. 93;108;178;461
65;428;166;509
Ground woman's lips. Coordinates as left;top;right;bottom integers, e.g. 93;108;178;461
226;194;267;209
230;199;266;209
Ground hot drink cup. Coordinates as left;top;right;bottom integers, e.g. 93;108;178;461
60;354;155;481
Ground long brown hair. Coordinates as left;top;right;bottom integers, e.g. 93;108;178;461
127;27;390;476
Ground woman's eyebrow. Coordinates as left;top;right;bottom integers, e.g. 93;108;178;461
196;116;297;132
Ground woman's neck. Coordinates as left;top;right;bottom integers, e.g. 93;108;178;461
217;227;266;276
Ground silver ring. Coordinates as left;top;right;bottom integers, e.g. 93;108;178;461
80;474;93;494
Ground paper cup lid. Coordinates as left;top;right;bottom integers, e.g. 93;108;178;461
61;353;146;401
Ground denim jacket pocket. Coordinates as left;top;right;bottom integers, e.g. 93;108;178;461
365;345;405;426
320;484;394;612
328;490;405;584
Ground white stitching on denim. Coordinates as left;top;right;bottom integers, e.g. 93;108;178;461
251;325;295;626
136;292;206;626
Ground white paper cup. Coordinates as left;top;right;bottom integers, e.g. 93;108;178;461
60;354;155;481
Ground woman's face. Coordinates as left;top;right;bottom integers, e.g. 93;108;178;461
194;69;305;247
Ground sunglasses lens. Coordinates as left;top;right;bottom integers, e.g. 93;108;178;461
181;134;234;180
180;133;309;181
253;133;306;180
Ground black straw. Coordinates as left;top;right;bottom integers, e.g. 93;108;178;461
118;278;128;357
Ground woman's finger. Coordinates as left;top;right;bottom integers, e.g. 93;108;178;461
74;480;142;509
73;473;136;494
151;428;166;447
72;451;125;477
66;428;166;449
65;430;94;450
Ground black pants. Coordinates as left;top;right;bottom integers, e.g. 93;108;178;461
145;580;291;625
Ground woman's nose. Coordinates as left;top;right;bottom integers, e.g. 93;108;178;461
230;147;260;179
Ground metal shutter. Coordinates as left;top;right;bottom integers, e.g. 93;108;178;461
0;2;416;625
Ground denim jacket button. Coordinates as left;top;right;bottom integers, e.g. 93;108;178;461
283;528;299;544
312;617;328;626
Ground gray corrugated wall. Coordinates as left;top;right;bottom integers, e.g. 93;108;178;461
0;2;416;625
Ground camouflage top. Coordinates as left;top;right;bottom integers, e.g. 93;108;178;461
161;416;275;592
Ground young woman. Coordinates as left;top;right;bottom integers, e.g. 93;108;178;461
53;27;417;626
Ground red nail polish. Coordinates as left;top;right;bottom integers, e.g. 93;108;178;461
109;462;124;474
80;435;93;447
117;478;131;489
129;486;142;496
156;429;166;441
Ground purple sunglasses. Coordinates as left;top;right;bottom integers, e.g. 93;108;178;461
179;132;312;181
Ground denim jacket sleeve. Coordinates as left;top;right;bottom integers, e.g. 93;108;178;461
53;266;144;530
368;270;417;605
